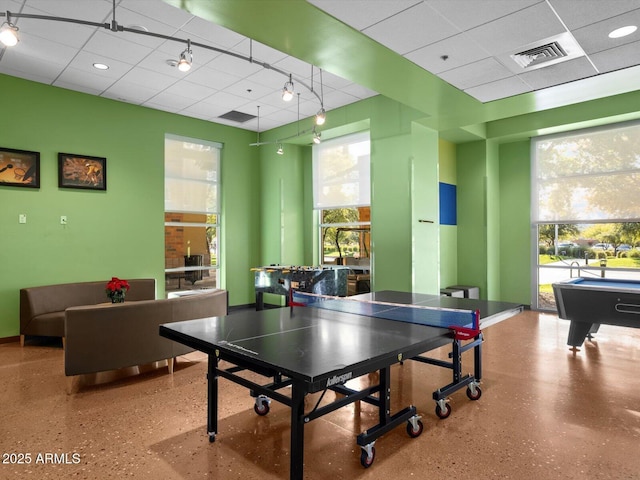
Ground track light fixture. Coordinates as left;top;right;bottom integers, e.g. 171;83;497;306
177;39;192;72
0;15;19;47
312;128;321;144
0;3;328;137
282;74;294;102
277;144;284;155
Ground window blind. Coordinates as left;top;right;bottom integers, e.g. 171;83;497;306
165;134;221;214
532;120;640;223
312;131;370;209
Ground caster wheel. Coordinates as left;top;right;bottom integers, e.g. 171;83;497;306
406;419;424;438
466;385;482;401
435;403;452;419
254;401;270;416
209;435;216;443
360;447;376;468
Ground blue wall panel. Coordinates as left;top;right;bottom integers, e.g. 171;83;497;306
439;182;457;225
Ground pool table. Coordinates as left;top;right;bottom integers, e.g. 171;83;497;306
552;277;640;347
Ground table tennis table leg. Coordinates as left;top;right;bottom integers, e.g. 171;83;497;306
474;333;482;381
289;382;306;480
207;354;218;443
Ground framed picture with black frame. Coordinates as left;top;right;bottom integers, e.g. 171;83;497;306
58;153;107;191
0;147;40;188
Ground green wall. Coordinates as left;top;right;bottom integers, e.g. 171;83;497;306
438;139;457;290
410;123;439;294
257;95;441;295
0;74;260;338
499;141;532;305
3;57;637;337
456;141;489;298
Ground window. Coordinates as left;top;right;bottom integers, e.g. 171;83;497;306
164;134;221;294
313;131;370;210
533;120;640;223
532;121;640;309
313;132;371;275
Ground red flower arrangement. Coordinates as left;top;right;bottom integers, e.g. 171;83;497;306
106;277;130;303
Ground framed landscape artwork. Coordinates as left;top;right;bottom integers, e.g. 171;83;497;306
0;147;40;188
58;153;107;191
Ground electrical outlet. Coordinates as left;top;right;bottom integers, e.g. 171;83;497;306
19;214;27;224
60;216;68;225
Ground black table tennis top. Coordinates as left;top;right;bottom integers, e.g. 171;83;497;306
159;290;523;393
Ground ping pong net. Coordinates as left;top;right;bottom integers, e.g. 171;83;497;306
291;291;480;340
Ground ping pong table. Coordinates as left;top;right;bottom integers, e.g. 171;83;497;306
159;290;523;480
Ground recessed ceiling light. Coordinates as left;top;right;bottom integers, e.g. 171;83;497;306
93;62;109;70
608;25;637;39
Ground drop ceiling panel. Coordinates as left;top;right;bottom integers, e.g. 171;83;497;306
466;2;566;55
518;56;598;90
571;10;640;54
181;65;241;91
272;55;316;82
180;99;229;120
201;50;262;78
118;0;193;29
180;16;245;48
404;33;490;74
306;0;422;31
83;30;153;64
229;38;288;66
341;82;377;100
465;76;532;103
0;53;67;82
54;67;117;92
546;0;640;29
590;40;640;73
362;2;458;55
17;16;96;49
8;31;77;65
119;65;176;90
426;0;542;31
224;77;277;102
438;57;513;90
22;0;112;19
161;80;217;101
102;79;158;104
143;91;198;111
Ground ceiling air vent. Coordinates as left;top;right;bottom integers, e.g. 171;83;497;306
218;110;256;123
497;32;585;74
511;41;567;69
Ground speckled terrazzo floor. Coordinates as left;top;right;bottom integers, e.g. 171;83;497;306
1;309;639;479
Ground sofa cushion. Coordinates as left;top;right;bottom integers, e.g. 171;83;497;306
29;312;66;338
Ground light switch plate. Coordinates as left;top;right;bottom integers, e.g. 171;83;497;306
19;214;26;224
60;215;67;225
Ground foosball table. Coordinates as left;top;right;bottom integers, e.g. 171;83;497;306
252;265;348;310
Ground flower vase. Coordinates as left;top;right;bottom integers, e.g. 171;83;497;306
111;292;125;303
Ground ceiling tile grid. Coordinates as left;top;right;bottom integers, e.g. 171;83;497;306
310;0;640;105
1;0;640;133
